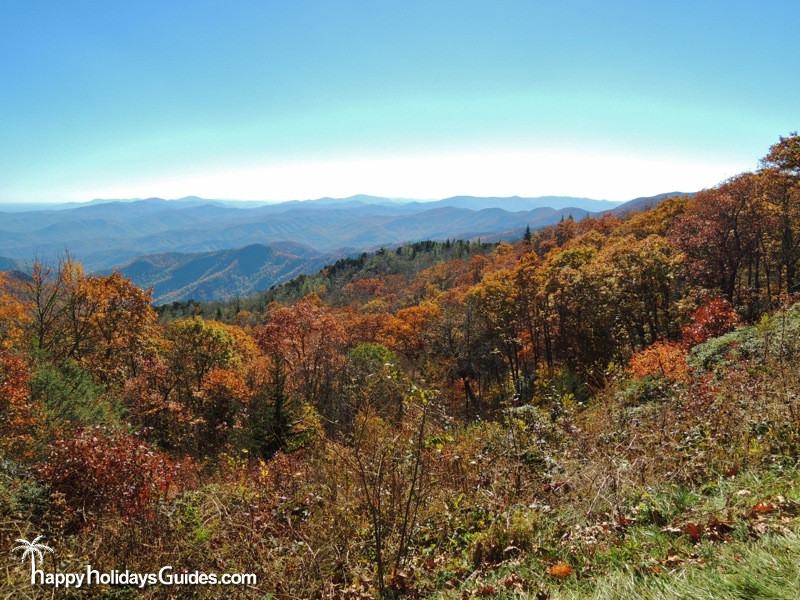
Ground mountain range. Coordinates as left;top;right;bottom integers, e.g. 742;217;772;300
0;192;690;303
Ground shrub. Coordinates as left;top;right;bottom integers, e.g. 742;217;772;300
682;297;740;347
471;507;539;565
0;352;38;457
629;341;690;383
616;374;676;406
38;427;195;528
0;458;49;522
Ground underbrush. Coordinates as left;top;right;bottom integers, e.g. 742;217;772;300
3;305;800;598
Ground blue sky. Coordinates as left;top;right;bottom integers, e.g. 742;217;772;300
1;0;798;202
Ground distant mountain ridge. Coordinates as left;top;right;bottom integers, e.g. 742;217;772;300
0;193;618;213
0;191;687;302
0;196;611;271
420;195;619;212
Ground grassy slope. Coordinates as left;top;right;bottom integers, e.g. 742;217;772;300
436;468;800;599
435;305;800;600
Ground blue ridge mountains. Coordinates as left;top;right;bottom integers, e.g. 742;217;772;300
0;193;689;303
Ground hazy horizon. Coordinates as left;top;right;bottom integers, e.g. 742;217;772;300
1;192;633;208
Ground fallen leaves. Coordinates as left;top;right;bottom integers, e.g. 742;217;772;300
548;562;574;578
659;553;705;571
751;501;778;516
501;573;525;590
467;583;497;598
682;522;703;543
706;517;734;541
749;496;800;519
662;514;735;544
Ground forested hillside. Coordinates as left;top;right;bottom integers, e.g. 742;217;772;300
157;238;497;321
1;133;800;598
112;242;335;305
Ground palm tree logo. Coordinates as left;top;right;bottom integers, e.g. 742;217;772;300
12;536;54;581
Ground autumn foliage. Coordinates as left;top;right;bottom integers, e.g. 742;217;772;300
1;134;800;598
39;427;195;526
549;562;574;579
681;297;741;347
0;352;36;456
628;341;690;383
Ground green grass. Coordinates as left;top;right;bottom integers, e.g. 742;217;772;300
435;467;800;599
549;531;800;600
